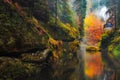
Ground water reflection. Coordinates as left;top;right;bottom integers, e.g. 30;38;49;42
70;50;117;80
85;51;104;80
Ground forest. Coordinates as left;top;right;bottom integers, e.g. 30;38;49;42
0;0;120;80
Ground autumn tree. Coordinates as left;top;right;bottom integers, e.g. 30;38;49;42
85;14;103;46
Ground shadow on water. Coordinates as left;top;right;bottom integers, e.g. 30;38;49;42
101;49;120;80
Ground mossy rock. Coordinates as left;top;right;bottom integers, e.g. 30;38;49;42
0;57;28;80
47;17;79;41
0;57;53;80
0;1;49;53
86;46;100;51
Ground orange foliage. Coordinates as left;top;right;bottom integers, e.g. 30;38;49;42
85;13;103;45
85;52;103;78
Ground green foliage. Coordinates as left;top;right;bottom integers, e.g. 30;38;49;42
100;31;115;49
48;17;79;40
102;33;109;39
108;44;114;52
113;44;120;59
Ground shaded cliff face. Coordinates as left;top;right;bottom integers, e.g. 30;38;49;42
0;0;86;80
105;0;120;28
0;0;82;52
0;0;49;53
100;0;120;70
102;0;120;61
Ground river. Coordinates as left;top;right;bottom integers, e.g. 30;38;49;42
74;39;116;80
85;51;104;80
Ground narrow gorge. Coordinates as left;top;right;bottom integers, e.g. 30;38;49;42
0;0;120;80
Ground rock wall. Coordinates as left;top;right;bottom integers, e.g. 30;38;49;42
0;0;86;79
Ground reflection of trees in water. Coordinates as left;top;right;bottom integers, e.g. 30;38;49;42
84;51;116;80
85;52;103;79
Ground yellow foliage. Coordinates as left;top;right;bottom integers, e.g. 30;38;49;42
48;37;63;61
84;13;103;45
48;38;59;47
32;17;39;25
53;50;59;60
104;29;112;34
66;23;78;37
108;45;114;52
112;37;120;43
84;13;103;29
69;40;79;52
59;22;70;30
86;46;100;51
58;22;79;38
48;17;79;38
48;37;63;50
117;29;120;32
